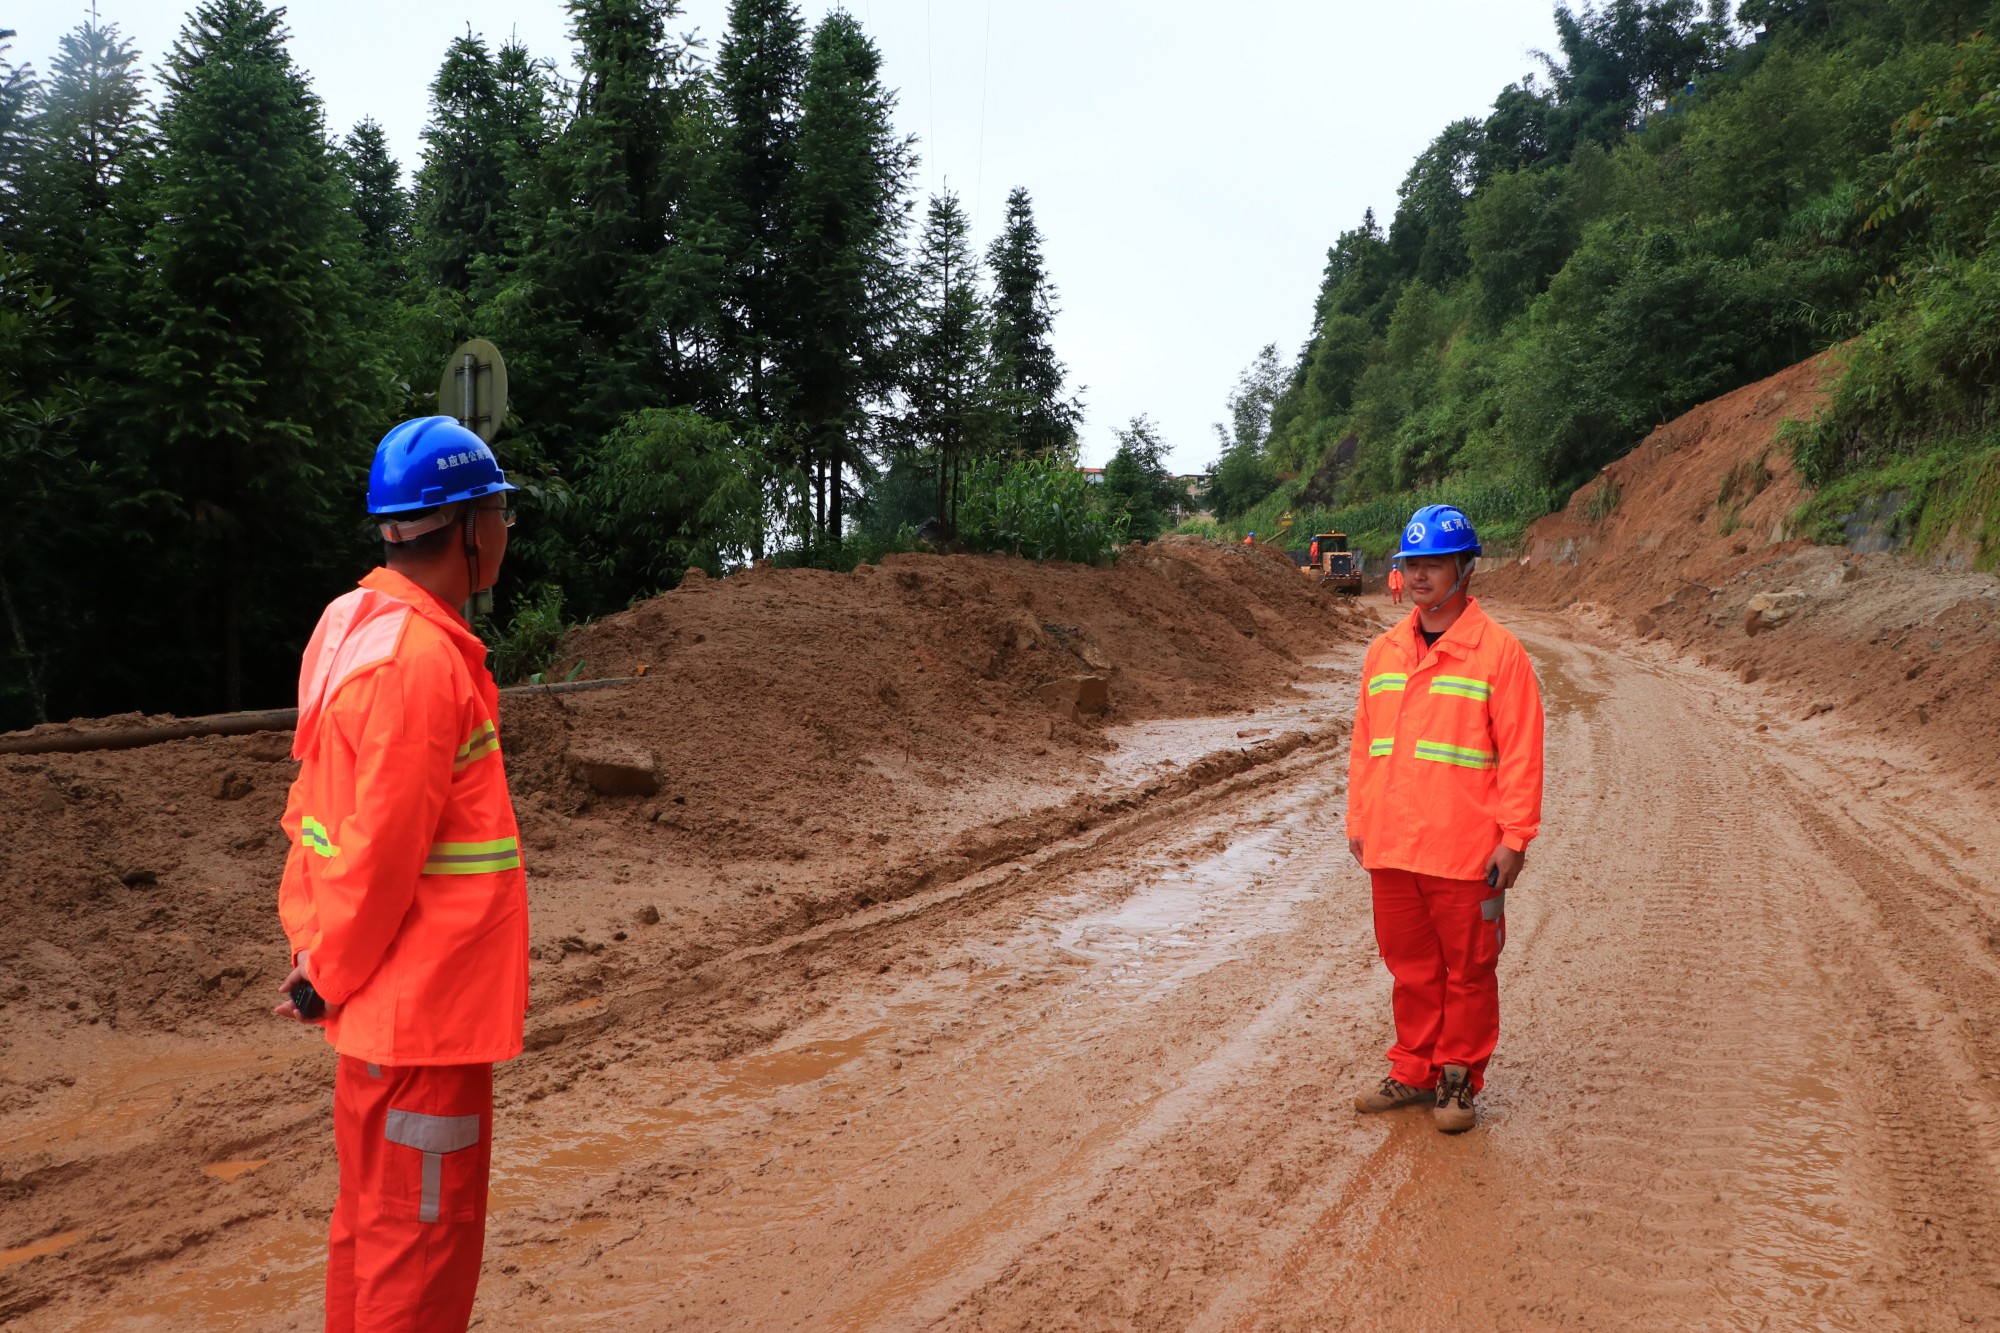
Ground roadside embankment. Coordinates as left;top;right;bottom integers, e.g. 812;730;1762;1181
1484;352;2000;789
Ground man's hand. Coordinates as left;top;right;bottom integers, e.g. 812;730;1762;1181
1485;844;1525;891
273;949;338;1025
1348;837;1365;868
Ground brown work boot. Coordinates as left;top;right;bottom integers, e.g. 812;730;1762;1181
1354;1075;1432;1114
1433;1065;1476;1133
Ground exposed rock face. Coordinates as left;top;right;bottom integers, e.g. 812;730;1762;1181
569;745;661;797
1742;587;1810;636
1035;675;1111;722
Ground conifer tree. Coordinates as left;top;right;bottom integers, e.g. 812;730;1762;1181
492;0;725;610
900;189;994;530
791;11;911;539
0;32;36;232
17;22;148;277
499;0;714;459
339;118;410;298
12;21;150;376
124;0;386;710
985;186;1079;457
714;0;808;448
413;33;512;295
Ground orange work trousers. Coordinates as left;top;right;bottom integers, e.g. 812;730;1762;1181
1369;868;1506;1092
327;1056;493;1333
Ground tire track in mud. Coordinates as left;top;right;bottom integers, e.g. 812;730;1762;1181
1769;784;2000;1321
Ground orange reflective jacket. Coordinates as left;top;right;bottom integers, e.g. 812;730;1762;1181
278;568;529;1066
1346;598;1543;880
1388;568;1405;592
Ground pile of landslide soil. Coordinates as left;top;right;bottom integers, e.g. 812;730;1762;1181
0;538;1365;1082
1485;351;2000;785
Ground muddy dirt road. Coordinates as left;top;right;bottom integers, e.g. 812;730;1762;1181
11;609;2000;1329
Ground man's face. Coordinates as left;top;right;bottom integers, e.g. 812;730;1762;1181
1402;554;1463;606
473;497;512;590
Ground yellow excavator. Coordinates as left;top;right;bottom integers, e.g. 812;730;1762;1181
1309;532;1363;594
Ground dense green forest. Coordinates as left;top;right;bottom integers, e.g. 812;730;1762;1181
10;0;2000;730
1207;0;2000;570
0;0;1139;729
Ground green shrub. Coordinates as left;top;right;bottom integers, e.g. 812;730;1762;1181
483;584;570;685
957;456;1126;563
1584;476;1622;524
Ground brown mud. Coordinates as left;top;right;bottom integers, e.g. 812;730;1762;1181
5;439;2000;1327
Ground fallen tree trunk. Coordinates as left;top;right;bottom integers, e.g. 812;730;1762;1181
0;676;650;757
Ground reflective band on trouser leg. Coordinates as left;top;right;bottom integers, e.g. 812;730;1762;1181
421;837;522;876
1367;673;1408;696
1368;737;1395;757
1413;741;1496;770
453;719;499;772
1429;675;1492;702
302;815;339;858
384;1110;483;1223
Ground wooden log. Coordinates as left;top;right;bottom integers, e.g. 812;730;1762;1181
0;676;650;757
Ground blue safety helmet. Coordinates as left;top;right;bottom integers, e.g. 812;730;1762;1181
367;416;517;516
1396;504;1481;559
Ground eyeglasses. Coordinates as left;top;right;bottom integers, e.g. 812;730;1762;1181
476;496;517;528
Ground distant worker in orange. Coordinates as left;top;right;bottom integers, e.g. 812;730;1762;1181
273;417;531;1330
1346;505;1543;1133
1243;531;1256;545
1387;563;1405;604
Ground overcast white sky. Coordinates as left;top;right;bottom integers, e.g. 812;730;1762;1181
18;0;1562;472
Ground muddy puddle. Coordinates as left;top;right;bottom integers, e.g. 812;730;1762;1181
1096;655;1357;781
1041;803;1322;1000
0;1231;83;1274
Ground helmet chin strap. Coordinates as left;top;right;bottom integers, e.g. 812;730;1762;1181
1420;555;1473;615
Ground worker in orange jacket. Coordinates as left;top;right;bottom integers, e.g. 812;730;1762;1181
274;416;530;1330
1387;564;1405;604
1346;505;1542;1133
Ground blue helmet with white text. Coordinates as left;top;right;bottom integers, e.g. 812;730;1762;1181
367;416;516;516
1395;504;1481;560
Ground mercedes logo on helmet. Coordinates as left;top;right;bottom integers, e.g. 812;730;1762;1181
1407;522;1427;542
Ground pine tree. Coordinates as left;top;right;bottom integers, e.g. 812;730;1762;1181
985;187;1079;457
0;31;37;233
339;118;410;298
714;0;808;450
124;0;387;710
900;189;995;531
11;20;150;383
493;0;724;613
413;33;513;295
791;11;911;540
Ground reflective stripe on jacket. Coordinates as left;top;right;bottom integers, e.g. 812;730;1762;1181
278;567;530;1065
1346;598;1544;880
